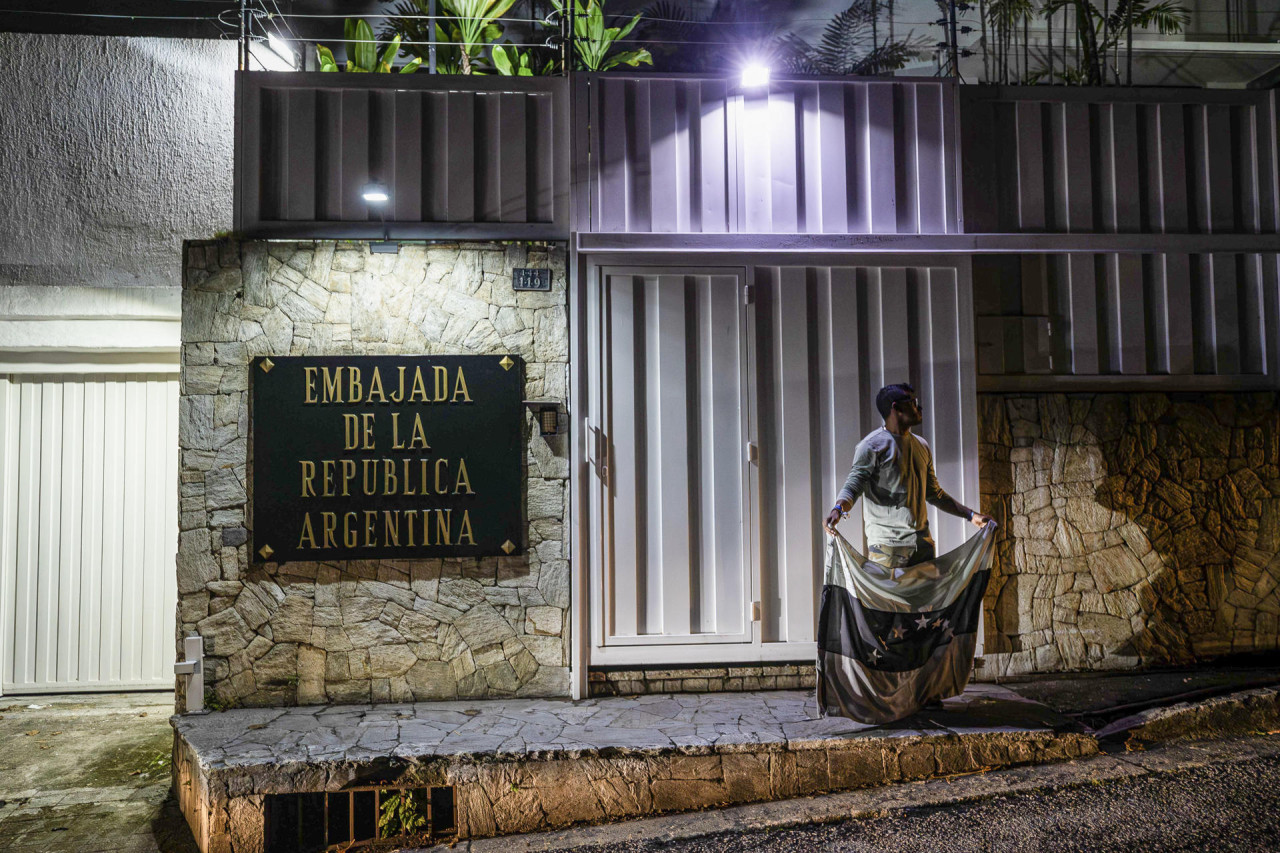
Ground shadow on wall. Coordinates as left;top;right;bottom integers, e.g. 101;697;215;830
978;392;1280;678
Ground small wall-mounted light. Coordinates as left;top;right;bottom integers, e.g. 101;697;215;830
523;400;563;437
362;181;390;204
740;63;771;89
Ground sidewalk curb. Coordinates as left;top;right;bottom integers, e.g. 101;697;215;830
420;686;1280;853
1097;686;1280;743
427;732;1280;853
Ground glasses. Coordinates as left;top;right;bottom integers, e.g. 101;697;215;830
894;397;922;410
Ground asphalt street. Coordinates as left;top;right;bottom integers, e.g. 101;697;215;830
536;751;1280;853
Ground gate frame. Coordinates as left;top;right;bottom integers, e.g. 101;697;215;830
569;248;979;697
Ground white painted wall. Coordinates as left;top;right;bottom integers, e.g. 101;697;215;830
0;33;235;292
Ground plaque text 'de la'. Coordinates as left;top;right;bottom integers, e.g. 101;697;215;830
251;355;525;562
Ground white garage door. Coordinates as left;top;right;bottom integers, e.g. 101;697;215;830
0;373;178;693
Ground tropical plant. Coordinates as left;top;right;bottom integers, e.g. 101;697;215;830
492;44;555;75
440;0;520;73
384;0;498;74
553;0;652;71
637;0;780;73
316;18;423;73
377;790;430;837
779;0;926;76
973;0;1189;84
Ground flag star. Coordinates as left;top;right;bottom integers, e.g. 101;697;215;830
869;648;882;662
931;618;944;629
891;625;906;640
939;618;950;630
915;614;931;630
943;626;955;640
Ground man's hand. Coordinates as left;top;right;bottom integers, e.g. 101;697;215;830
824;506;845;535
970;511;994;528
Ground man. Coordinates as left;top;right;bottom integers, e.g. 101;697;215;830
823;383;991;568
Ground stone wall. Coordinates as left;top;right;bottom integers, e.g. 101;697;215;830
588;664;816;697
978;392;1280;678
178;238;570;709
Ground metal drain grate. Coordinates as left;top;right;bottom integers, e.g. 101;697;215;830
264;786;455;851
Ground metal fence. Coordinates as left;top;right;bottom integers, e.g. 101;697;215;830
961;87;1280;236
576;75;961;235
236;72;569;240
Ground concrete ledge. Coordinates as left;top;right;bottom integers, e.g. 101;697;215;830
171;686;1097;853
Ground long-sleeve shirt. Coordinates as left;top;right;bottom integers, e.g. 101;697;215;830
836;427;959;547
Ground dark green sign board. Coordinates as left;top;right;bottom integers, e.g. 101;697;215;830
250;354;525;562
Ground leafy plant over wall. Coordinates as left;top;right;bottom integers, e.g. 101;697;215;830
779;0;925;76
316;18;423;73
552;0;652;71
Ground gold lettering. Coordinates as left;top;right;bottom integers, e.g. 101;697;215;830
303;367;318;404
361;412;376;449
454;458;473;494
367;367;387;403
434;459;449;495
298;513;318;549
453;367;471;403
401;458;417;496
409;367;429;402
322;367;343;403
383;511;400;547
435;509;452;545
321;460;336;497
321;512;337;549
383;459;398;495
404;509;418;547
340;459;355;496
300;460;316;497
364;510;377;547
433;365;448;401
343;512;358;548
362;459;377;496
409;414;430;450
421;509;431;546
391;366;406;403
457;510;475;545
343;414;360;450
348;366;363;403
391;412;405;450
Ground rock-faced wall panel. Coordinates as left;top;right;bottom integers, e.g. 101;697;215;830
978;392;1279;677
178;238;569;709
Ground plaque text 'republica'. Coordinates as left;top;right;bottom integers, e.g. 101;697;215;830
251;356;524;562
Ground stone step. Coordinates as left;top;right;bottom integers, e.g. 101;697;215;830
172;684;1098;853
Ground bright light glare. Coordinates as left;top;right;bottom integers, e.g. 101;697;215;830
740;63;771;88
267;34;297;69
362;182;390;204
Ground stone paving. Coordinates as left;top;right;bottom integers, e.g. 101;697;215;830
173;684;1097;850
0;692;195;853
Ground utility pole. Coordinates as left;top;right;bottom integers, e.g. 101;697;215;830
947;0;960;77
238;0;249;71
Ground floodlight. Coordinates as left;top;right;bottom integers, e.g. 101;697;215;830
740;63;771;88
362;182;390;204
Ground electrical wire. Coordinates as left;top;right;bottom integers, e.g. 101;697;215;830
0;8;223;20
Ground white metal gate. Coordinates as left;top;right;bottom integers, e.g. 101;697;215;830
0;373;178;693
586;263;979;667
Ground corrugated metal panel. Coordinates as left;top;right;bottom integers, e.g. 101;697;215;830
590;270;752;648
961;88;1280;236
753;264;980;645
0;374;178;692
579;76;960;235
237;72;569;240
586;262;979;665
974;253;1280;388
